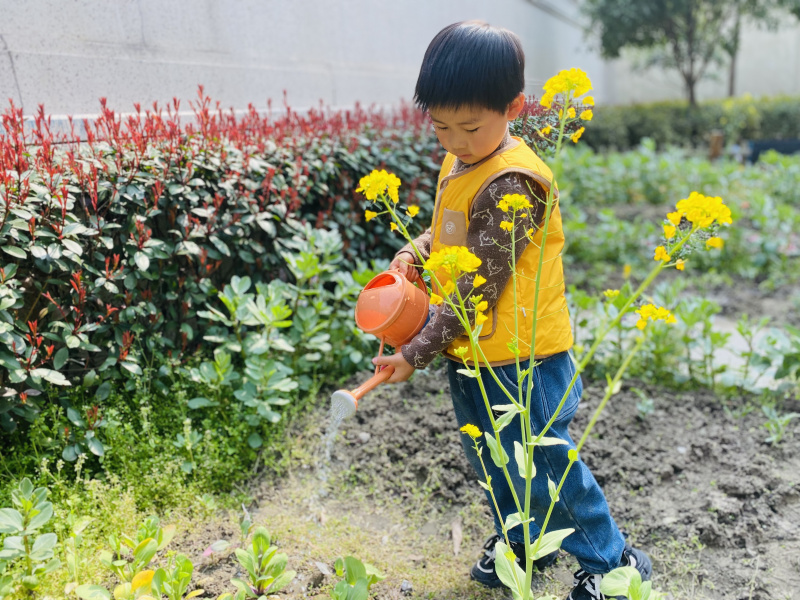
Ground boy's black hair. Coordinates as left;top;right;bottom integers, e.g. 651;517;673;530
414;21;525;114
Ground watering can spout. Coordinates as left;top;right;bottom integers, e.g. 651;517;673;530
330;366;395;420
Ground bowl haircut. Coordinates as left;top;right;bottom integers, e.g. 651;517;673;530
414;21;525;115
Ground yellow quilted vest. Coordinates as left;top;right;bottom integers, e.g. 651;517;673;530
430;138;573;365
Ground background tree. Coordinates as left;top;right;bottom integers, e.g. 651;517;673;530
582;0;798;104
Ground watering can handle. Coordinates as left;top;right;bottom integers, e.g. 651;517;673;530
405;267;427;295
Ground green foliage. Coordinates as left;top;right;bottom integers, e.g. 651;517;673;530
99;515;175;583
221;526;295;599
0;478;60;597
584;95;800;150
0;101;439;434
151;554;203;600
330;556;385;600
599;565;662;600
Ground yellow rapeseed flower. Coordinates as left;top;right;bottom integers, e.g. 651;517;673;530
407;205;420;217
499;193;532;212
635;303;677;330
654;246;671;262
364;210;378;222
580;109;593;121
500;221;513;232
676;259;686;271
567;107;576;119
583;96;595;106
674;192;732;228
390;222;398;232
623;264;632;279
356;169;402;203
475;312;488;326
603;289;620;299
663;225;676;239
571;127;585;143
473;275;486;287
423;246;482;276
666;211;682;226
442;280;456;295
539;125;552;136
706;236;724;249
453;347;469;358
541;68;593;108
475;300;488;312
430;293;443;305
526;228;536;241
470;294;484;305
460;424;482;438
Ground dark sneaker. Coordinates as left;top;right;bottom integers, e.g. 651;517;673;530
566;544;652;600
470;533;559;588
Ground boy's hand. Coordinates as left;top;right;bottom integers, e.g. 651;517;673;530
372;351;415;383
390;251;418;281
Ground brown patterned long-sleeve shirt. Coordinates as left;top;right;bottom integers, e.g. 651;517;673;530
397;132;549;369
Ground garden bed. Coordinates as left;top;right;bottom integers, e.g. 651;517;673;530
167;360;799;600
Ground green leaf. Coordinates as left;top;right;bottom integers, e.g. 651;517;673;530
120;361;143;376
494;410;517;432
134;252;150;271
547;474;560;503
530;528;574;560
492;542;525;600
485;434;509;469
268;569;296;593
27;502;53;531
478;480;492;492
247;433;262;448
504;512;531;531
2;246;27;259
514;441;531;479
62;239;83;255
456;368;476;378
599;566;641;597
0;508;24;533
530;436;569;447
31;368;71;386
53;347;69;370
187;397;218;409
86;436;104;456
75;583;111;600
28;533;57;561
343;556;367;585
95;381;111;401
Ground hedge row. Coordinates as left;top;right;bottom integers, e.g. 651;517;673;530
0;92;444;431
584;95;800;150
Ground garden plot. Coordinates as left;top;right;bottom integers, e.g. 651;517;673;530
176;366;799;600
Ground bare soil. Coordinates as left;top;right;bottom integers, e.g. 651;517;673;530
180;363;800;600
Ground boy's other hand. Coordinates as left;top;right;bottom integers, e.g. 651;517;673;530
372;351;415;383
390;251;418;281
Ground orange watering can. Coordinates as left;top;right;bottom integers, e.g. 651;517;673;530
330;268;429;419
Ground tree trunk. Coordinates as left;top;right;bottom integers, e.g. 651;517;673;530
728;8;742;97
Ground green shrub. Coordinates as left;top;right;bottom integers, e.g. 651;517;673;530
584;95;800;150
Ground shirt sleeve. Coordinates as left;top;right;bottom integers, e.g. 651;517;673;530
400;172;548;369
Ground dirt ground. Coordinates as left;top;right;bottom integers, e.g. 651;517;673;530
179;361;800;600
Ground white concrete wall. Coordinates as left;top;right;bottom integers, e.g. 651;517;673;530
1;0;797;119
0;0;607;119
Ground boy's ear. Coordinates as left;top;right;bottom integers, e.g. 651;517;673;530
505;93;526;121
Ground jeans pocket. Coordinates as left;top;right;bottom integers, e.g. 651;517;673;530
533;354;580;425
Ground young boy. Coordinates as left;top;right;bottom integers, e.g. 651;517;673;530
371;21;652;600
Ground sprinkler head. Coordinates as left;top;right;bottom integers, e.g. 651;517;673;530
330;389;358;420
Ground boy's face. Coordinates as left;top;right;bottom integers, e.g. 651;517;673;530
428;93;525;164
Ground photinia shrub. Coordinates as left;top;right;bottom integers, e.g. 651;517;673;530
0;89;442;432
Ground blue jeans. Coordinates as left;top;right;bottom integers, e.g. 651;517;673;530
447;351;625;574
